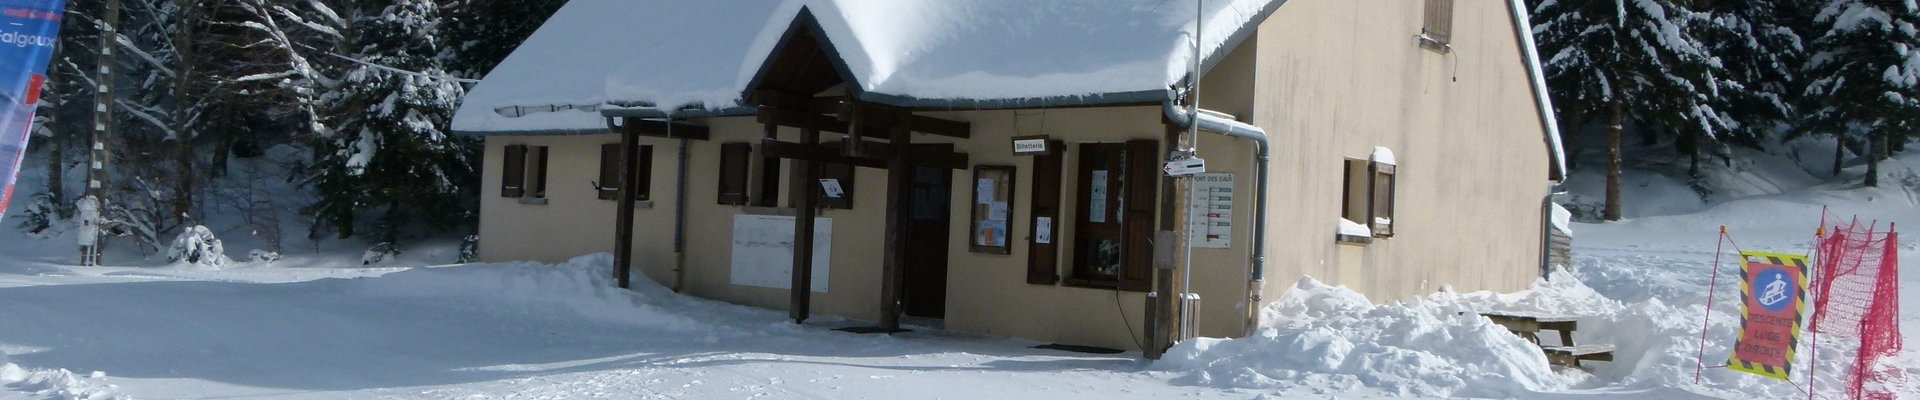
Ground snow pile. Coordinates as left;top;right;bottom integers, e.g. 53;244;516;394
0;361;123;400
350;253;712;334
1156;277;1569;398
164;225;228;268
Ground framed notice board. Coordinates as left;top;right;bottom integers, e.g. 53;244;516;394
969;165;1016;254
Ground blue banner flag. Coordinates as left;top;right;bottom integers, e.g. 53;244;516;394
0;0;67;222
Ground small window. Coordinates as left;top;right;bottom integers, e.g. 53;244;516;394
502;144;549;199
595;143;652;202
717;142;751;205
1340;156;1396;239
1420;0;1453;52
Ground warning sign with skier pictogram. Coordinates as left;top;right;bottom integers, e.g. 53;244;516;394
1727;251;1809;381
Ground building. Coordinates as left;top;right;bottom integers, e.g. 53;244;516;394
451;0;1567;355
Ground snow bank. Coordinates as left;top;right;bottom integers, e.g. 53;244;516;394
0;361;122;400
349;253;711;333
1156;277;1567;398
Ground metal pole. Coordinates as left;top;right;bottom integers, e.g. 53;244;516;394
1176;0;1204;341
1693;225;1728;384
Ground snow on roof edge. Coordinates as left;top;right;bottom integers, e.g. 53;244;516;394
1506;0;1567;181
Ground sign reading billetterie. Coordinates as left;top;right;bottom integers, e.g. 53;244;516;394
1727;251;1810;381
0;0;69;222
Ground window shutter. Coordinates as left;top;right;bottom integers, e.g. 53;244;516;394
598;143;621;200
718;142;751;205
1026;141;1065;285
1371;163;1396;237
1342;158;1369;223
635;145;654;202
1119;139;1159;291
1422;0;1453;47
532;146;550;198
501;145;526;197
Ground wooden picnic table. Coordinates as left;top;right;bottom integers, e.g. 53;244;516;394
1480;312;1614;368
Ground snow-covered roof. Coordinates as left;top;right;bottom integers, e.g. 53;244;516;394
454;0;1283;134
1506;0;1567;181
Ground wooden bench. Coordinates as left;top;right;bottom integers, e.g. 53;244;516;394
1481;312;1615;369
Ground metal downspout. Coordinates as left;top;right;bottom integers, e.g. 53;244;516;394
1162;101;1270;337
674;137;690;292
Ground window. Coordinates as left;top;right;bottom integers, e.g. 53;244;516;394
1420;0;1453;52
595;143;652;202
1066;140;1157;291
501;144;549;200
1340;154;1397;239
717;142;752;205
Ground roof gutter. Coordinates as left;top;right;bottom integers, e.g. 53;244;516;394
1162;99;1270;338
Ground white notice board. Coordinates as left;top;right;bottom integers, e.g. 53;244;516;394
730;214;831;292
1189;173;1234;248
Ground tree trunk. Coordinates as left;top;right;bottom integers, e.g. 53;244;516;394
1832;134;1845;178
45;120;62;209
1864;132;1882;188
1605;101;1624;221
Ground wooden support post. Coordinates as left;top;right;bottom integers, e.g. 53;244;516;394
879;115;910;332
1147;122;1185;358
613;120;642;289
791;127;821;324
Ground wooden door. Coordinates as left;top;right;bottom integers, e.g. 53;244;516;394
901;165;951;318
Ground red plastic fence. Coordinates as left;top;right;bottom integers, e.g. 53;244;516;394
1810;216;1903;400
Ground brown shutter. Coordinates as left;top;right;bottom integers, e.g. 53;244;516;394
1342;158;1370;222
718;143;751;205
1422;0;1453;45
1026;141;1065;285
1120;139;1159;291
635;145;654;202
532;146;550;198
1371;163;1396;237
598;143;621;200
501;145;526;197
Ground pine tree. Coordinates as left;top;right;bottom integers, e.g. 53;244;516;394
1691;1;1804;161
1532;0;1723;220
1802;0;1920;187
314;0;475;242
440;0;566;80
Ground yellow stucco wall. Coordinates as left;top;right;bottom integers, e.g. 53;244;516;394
1247;0;1551;309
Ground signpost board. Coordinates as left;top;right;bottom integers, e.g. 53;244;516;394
1728;251;1810;380
0;0;69;222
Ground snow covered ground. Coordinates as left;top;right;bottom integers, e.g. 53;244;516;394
0;146;1914;399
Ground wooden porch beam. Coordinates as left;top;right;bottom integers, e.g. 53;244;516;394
612;124;642;289
753;90;972;139
763;139;968;170
878;123;909;333
790;127;821;324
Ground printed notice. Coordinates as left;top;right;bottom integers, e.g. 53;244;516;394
1188;173;1234;248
